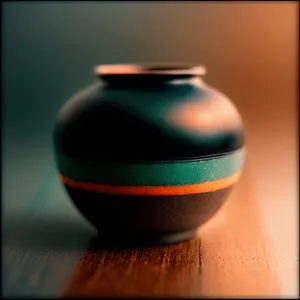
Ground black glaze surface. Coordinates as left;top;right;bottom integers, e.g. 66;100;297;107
65;185;233;245
54;82;244;162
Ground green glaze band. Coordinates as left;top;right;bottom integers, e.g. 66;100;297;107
55;148;245;187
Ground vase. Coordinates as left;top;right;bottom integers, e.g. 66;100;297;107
53;64;245;246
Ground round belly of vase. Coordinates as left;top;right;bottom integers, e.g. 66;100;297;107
55;148;244;246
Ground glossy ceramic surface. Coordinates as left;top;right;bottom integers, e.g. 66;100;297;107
53;64;245;245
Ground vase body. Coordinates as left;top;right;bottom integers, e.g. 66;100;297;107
53;64;245;246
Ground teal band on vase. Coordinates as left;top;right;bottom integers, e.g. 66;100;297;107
55;148;245;187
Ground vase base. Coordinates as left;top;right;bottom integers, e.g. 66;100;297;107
90;228;198;249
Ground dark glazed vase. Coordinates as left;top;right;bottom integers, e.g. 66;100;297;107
53;64;245;246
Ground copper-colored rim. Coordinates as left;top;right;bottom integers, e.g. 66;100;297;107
94;64;206;76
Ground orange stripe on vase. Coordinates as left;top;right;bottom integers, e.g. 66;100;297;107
60;172;241;196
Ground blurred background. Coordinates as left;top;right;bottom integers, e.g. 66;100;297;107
2;1;298;298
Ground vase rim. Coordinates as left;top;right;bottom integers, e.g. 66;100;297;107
94;64;206;77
